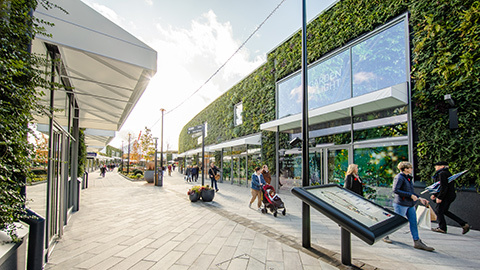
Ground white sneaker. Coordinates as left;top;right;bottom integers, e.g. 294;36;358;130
249;203;252;208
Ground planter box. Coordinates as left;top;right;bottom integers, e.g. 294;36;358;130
0;222;29;270
189;192;200;202
144;170;154;183
201;189;215;202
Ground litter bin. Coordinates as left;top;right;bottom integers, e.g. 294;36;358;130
21;209;45;270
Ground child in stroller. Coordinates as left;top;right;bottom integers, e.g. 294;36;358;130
261;184;286;217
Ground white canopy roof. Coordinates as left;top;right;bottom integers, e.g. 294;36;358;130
208;134;262;151
260;83;408;132
32;0;157;149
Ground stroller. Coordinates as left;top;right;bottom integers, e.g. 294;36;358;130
261;185;286;217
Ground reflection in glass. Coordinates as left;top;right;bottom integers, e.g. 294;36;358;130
352;21;406;97
222;148;232;183
277;74;301;118
354;145;408;207
327;149;349;185
279;150;302;188
354;123;407;142
308;50;351;109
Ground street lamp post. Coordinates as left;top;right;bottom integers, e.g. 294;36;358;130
159;108;165;186
301;0;311;249
154;137;158;185
127;133;131;174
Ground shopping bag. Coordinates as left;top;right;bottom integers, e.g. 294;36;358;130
416;205;431;230
430;205;437;221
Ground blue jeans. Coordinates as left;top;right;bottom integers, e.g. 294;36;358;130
211;178;218;190
393;203;419;241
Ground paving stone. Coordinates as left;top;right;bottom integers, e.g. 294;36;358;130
42;170;480;270
149;250;184;270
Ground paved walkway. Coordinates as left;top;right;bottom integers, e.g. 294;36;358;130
44;170;480;270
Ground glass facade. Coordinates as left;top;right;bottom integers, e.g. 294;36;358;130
277;20;407;119
352;22;407;97
354;145;408;206
275;17;410;208
218;143;261;187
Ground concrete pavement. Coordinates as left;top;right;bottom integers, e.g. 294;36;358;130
44;170;480;269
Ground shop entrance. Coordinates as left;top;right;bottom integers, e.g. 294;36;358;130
280;145;351;188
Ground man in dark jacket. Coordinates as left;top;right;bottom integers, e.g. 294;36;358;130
430;161;470;234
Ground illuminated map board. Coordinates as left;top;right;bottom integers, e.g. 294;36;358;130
292;184;407;245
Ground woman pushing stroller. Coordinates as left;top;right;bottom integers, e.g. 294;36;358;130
249;167;266;210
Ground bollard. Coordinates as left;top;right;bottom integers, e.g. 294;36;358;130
21;209;45;270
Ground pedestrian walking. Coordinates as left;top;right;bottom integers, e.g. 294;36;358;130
185;165;192;182
344;164;363;197
261;165;272;185
100;165;106;178
249;167;266;210
168;164;172;176
384;161;434;251
192;165;199;182
208;162;220;192
430;161;470;234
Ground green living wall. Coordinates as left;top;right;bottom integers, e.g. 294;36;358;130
179;0;480;188
1;0;39;239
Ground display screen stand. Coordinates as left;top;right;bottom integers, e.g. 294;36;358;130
292;184;407;266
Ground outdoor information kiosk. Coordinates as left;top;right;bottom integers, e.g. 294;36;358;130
292;184;408;265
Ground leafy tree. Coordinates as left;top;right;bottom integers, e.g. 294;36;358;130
139;127;155;162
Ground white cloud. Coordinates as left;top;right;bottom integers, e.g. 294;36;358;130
145;0;153;6
112;10;265;151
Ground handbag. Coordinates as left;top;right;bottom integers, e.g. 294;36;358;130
215;173;220;180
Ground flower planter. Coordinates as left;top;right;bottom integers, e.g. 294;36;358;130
201;189;215;202
0;222;29;270
189;192;200;202
144;170;154;183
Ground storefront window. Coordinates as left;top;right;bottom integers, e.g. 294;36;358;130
222;148;232;183
354;123;407;142
309;50;351;109
352;21;407;97
277;73;301;118
277;20;407;119
279;149;302;188
327;148;349;185
354;145;408;207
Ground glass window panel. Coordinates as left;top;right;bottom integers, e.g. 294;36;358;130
222;148;232;183
277;74;301;119
234;102;243;126
354;122;408;142
354;145;408;207
327;148;349;185
352;21;407;97
279;150;302;188
308;50;351;109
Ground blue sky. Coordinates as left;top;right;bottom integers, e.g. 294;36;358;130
80;0;337;150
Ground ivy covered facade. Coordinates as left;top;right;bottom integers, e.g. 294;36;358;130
179;0;480;206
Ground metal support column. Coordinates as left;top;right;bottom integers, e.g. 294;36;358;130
341;228;352;265
301;0;311;249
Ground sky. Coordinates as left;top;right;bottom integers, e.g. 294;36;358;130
79;0;338;152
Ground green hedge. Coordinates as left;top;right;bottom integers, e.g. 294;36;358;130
179;0;480;188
